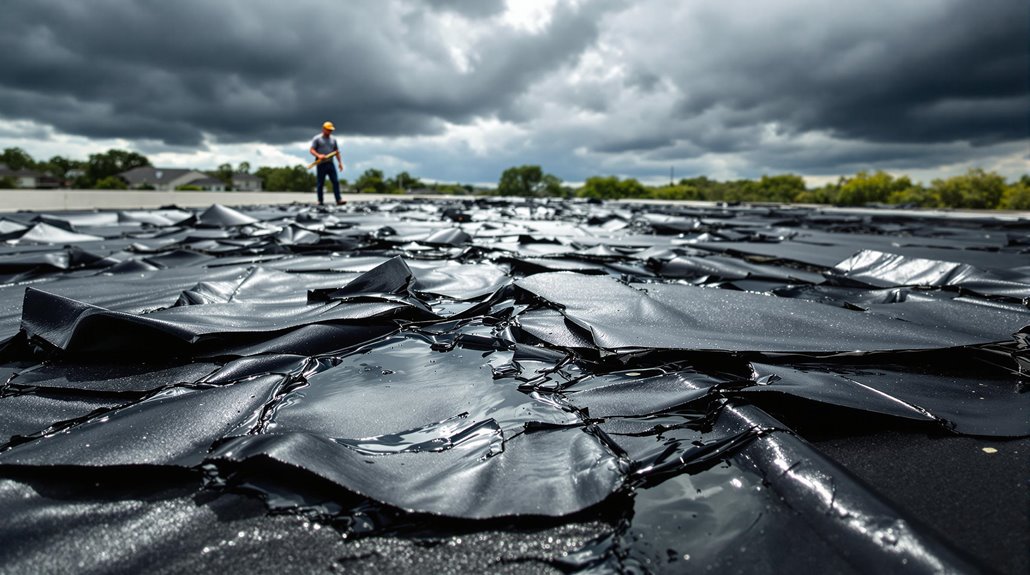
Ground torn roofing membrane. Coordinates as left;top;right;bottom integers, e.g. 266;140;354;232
0;199;1027;574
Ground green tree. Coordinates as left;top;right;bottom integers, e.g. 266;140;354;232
676;176;733;202
94;175;128;190
434;183;467;195
886;186;937;207
355;168;387;194
0;176;17;189
0;147;35;170
999;176;1030;210
751;174;807;203
236;161;251;174
793;185;838;204
648;184;704;201
620;178;647;198
85;149;150;187
393;171;423;192
41;155;83;180
212;163;234;189
577;176;620;199
255;165;316;192
837;171;914;206
577;176;647;199
540;174;564;197
498;165;542;196
929;168;1007;209
497;165;563;197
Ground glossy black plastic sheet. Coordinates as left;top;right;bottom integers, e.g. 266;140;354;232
0;200;1027;574
604;403;984;574
516;272;1014;352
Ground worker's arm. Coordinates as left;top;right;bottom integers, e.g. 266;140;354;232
336;145;344;170
309;146;324;161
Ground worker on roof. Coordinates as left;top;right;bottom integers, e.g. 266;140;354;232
309;121;345;206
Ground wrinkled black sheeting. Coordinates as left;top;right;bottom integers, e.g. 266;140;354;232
607;452;865;574
500;256;619;277
212;425;623;519
16;222;105;243
308;257;414;301
19;287;433;357
307;256;435;313
515;272;1011;352
563;369;720;418
0;246;109;273
653;253;826;284
408;261;509;300
834;249;1030;300
0;392;126;446
210;322;400;357
717;404;982;574
201;354;311;385
0;265;260;338
8;360;222;394
204;336;621;519
560;343;1028;438
573;404;982;574
737;356;1029;437
860;299;1029;342
0;200;1025;573
0;375;283;467
197;204;259;227
266;337;575;439
694;237;1030;271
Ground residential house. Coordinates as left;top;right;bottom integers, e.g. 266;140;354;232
119;166;225;191
0;163;54;188
232;173;264;192
186;177;227;192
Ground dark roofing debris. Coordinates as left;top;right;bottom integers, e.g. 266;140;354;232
0;199;1027;574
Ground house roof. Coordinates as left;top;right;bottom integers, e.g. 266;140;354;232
232;173;262;182
0;165;43;178
187;177;226;187
120;166;205;186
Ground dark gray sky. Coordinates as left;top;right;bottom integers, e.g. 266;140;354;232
0;0;1026;184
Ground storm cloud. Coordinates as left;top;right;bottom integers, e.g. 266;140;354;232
0;0;1025;181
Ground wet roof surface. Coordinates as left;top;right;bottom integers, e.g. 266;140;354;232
0;199;1027;573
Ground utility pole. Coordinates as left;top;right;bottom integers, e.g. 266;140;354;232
670;166;675;186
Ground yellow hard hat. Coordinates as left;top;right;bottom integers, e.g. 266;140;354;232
322;121;335;131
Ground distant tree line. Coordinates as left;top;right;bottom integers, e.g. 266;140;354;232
0;147;475;195
491;164;1030;210
3;147;1027;210
1;147;150;190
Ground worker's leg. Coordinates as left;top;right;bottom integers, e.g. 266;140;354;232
328;166;341;203
315;164;327;204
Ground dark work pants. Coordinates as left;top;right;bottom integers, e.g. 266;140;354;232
316;162;341;204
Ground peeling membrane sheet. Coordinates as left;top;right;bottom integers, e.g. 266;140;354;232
0;200;1027;574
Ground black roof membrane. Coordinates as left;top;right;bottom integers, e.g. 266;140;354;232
0;200;1027;574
